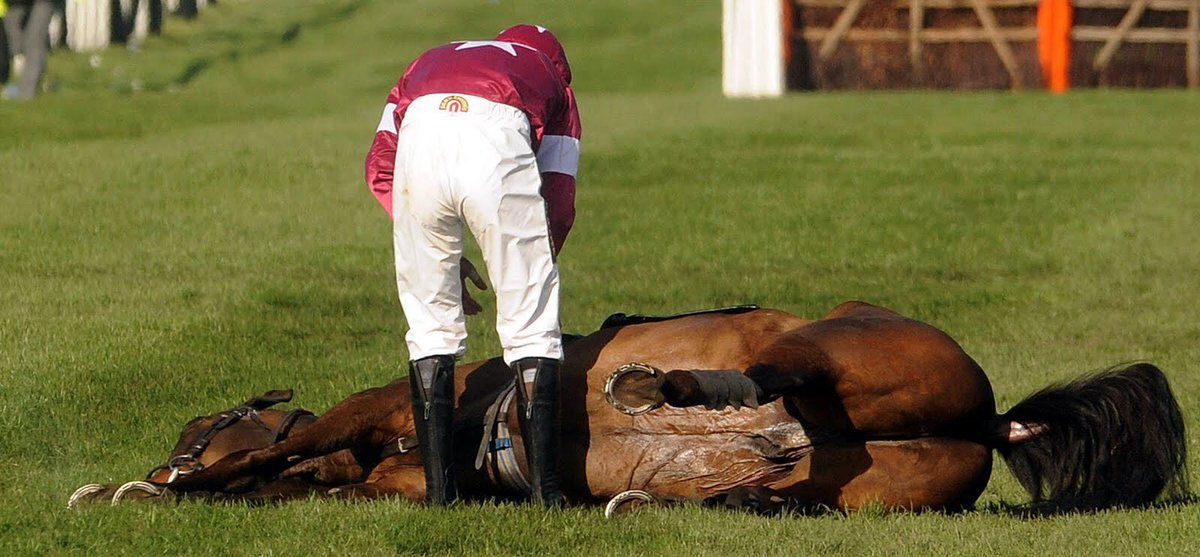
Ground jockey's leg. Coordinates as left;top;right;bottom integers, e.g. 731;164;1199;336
459;110;565;506
391;115;475;506
409;355;458;505
511;357;564;505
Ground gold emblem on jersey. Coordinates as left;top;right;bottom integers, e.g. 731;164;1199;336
438;95;469;112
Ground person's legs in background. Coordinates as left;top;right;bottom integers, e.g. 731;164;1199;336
1;15;10;85
3;0;53;99
3;1;25;97
16;0;52;98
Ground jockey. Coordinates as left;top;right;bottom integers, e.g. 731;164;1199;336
364;24;580;506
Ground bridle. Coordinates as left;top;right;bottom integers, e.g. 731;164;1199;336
145;390;313;484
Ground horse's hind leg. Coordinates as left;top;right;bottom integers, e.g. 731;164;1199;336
751;438;992;513
722;301;896;406
657;332;832;410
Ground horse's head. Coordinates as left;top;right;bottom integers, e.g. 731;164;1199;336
145;390;317;484
69;391;318;507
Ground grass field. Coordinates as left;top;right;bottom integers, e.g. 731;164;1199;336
2;0;1199;554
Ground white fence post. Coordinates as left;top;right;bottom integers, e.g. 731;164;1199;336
722;0;786;98
66;0;112;52
133;0;151;42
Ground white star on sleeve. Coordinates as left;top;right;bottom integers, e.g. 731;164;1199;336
455;40;518;56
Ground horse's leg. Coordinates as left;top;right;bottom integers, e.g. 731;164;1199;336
668;311;996;437
165;382;411;494
161;466;425;505
173;479;326;505
67;483;121;508
656;331;831;410
736;302;905;402
708;438;992;513
324;471;427;502
278;448;370;485
291;458;427;502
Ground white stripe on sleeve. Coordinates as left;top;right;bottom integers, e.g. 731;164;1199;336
536;135;580;176
376;103;398;134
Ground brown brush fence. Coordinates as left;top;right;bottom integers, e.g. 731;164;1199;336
786;0;1200;89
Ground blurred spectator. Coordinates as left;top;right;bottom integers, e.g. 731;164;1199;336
0;0;9;85
3;0;56;100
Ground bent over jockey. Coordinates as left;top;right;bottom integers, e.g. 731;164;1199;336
364;24;580;506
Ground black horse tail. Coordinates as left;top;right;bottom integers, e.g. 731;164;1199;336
993;362;1189;509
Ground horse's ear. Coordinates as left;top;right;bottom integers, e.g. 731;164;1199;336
244;389;294;410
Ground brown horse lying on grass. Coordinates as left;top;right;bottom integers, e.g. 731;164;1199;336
70;301;1190;514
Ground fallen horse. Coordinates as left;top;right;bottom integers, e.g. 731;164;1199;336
71;301;1189;513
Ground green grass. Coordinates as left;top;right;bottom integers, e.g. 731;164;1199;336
2;0;1199;554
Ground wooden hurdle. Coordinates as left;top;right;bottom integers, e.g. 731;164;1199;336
722;0;1200;91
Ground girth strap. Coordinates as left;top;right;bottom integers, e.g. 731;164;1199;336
473;379;531;494
474;379;514;470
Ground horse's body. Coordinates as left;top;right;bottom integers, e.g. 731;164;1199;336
73;302;1188;512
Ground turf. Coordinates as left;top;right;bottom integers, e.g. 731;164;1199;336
2;0;1199;554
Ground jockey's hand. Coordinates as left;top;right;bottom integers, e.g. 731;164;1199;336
460;257;488;316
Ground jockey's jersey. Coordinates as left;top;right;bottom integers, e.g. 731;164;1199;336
365;38;581;251
388;40;580;152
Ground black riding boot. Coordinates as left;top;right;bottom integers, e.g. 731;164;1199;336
511;357;564;506
409;355;457;505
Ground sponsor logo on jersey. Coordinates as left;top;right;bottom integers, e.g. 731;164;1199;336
439;95;469;113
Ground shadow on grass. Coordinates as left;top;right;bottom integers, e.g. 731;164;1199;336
648;492;1200;521
973;494;1200;519
170;0;367;87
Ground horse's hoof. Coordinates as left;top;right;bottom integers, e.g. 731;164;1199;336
111;481;166;505
604;490;657;519
604;363;664;416
67;484;108;509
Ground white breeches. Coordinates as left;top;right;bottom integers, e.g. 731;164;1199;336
392;94;562;365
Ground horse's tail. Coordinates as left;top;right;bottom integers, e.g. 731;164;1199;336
992;362;1189;509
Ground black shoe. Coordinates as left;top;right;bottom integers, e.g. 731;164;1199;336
410;355;457;505
511;357;564;506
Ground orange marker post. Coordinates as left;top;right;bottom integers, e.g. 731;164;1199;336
1037;0;1073;92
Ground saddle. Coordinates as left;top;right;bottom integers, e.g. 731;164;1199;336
472;304;763;494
